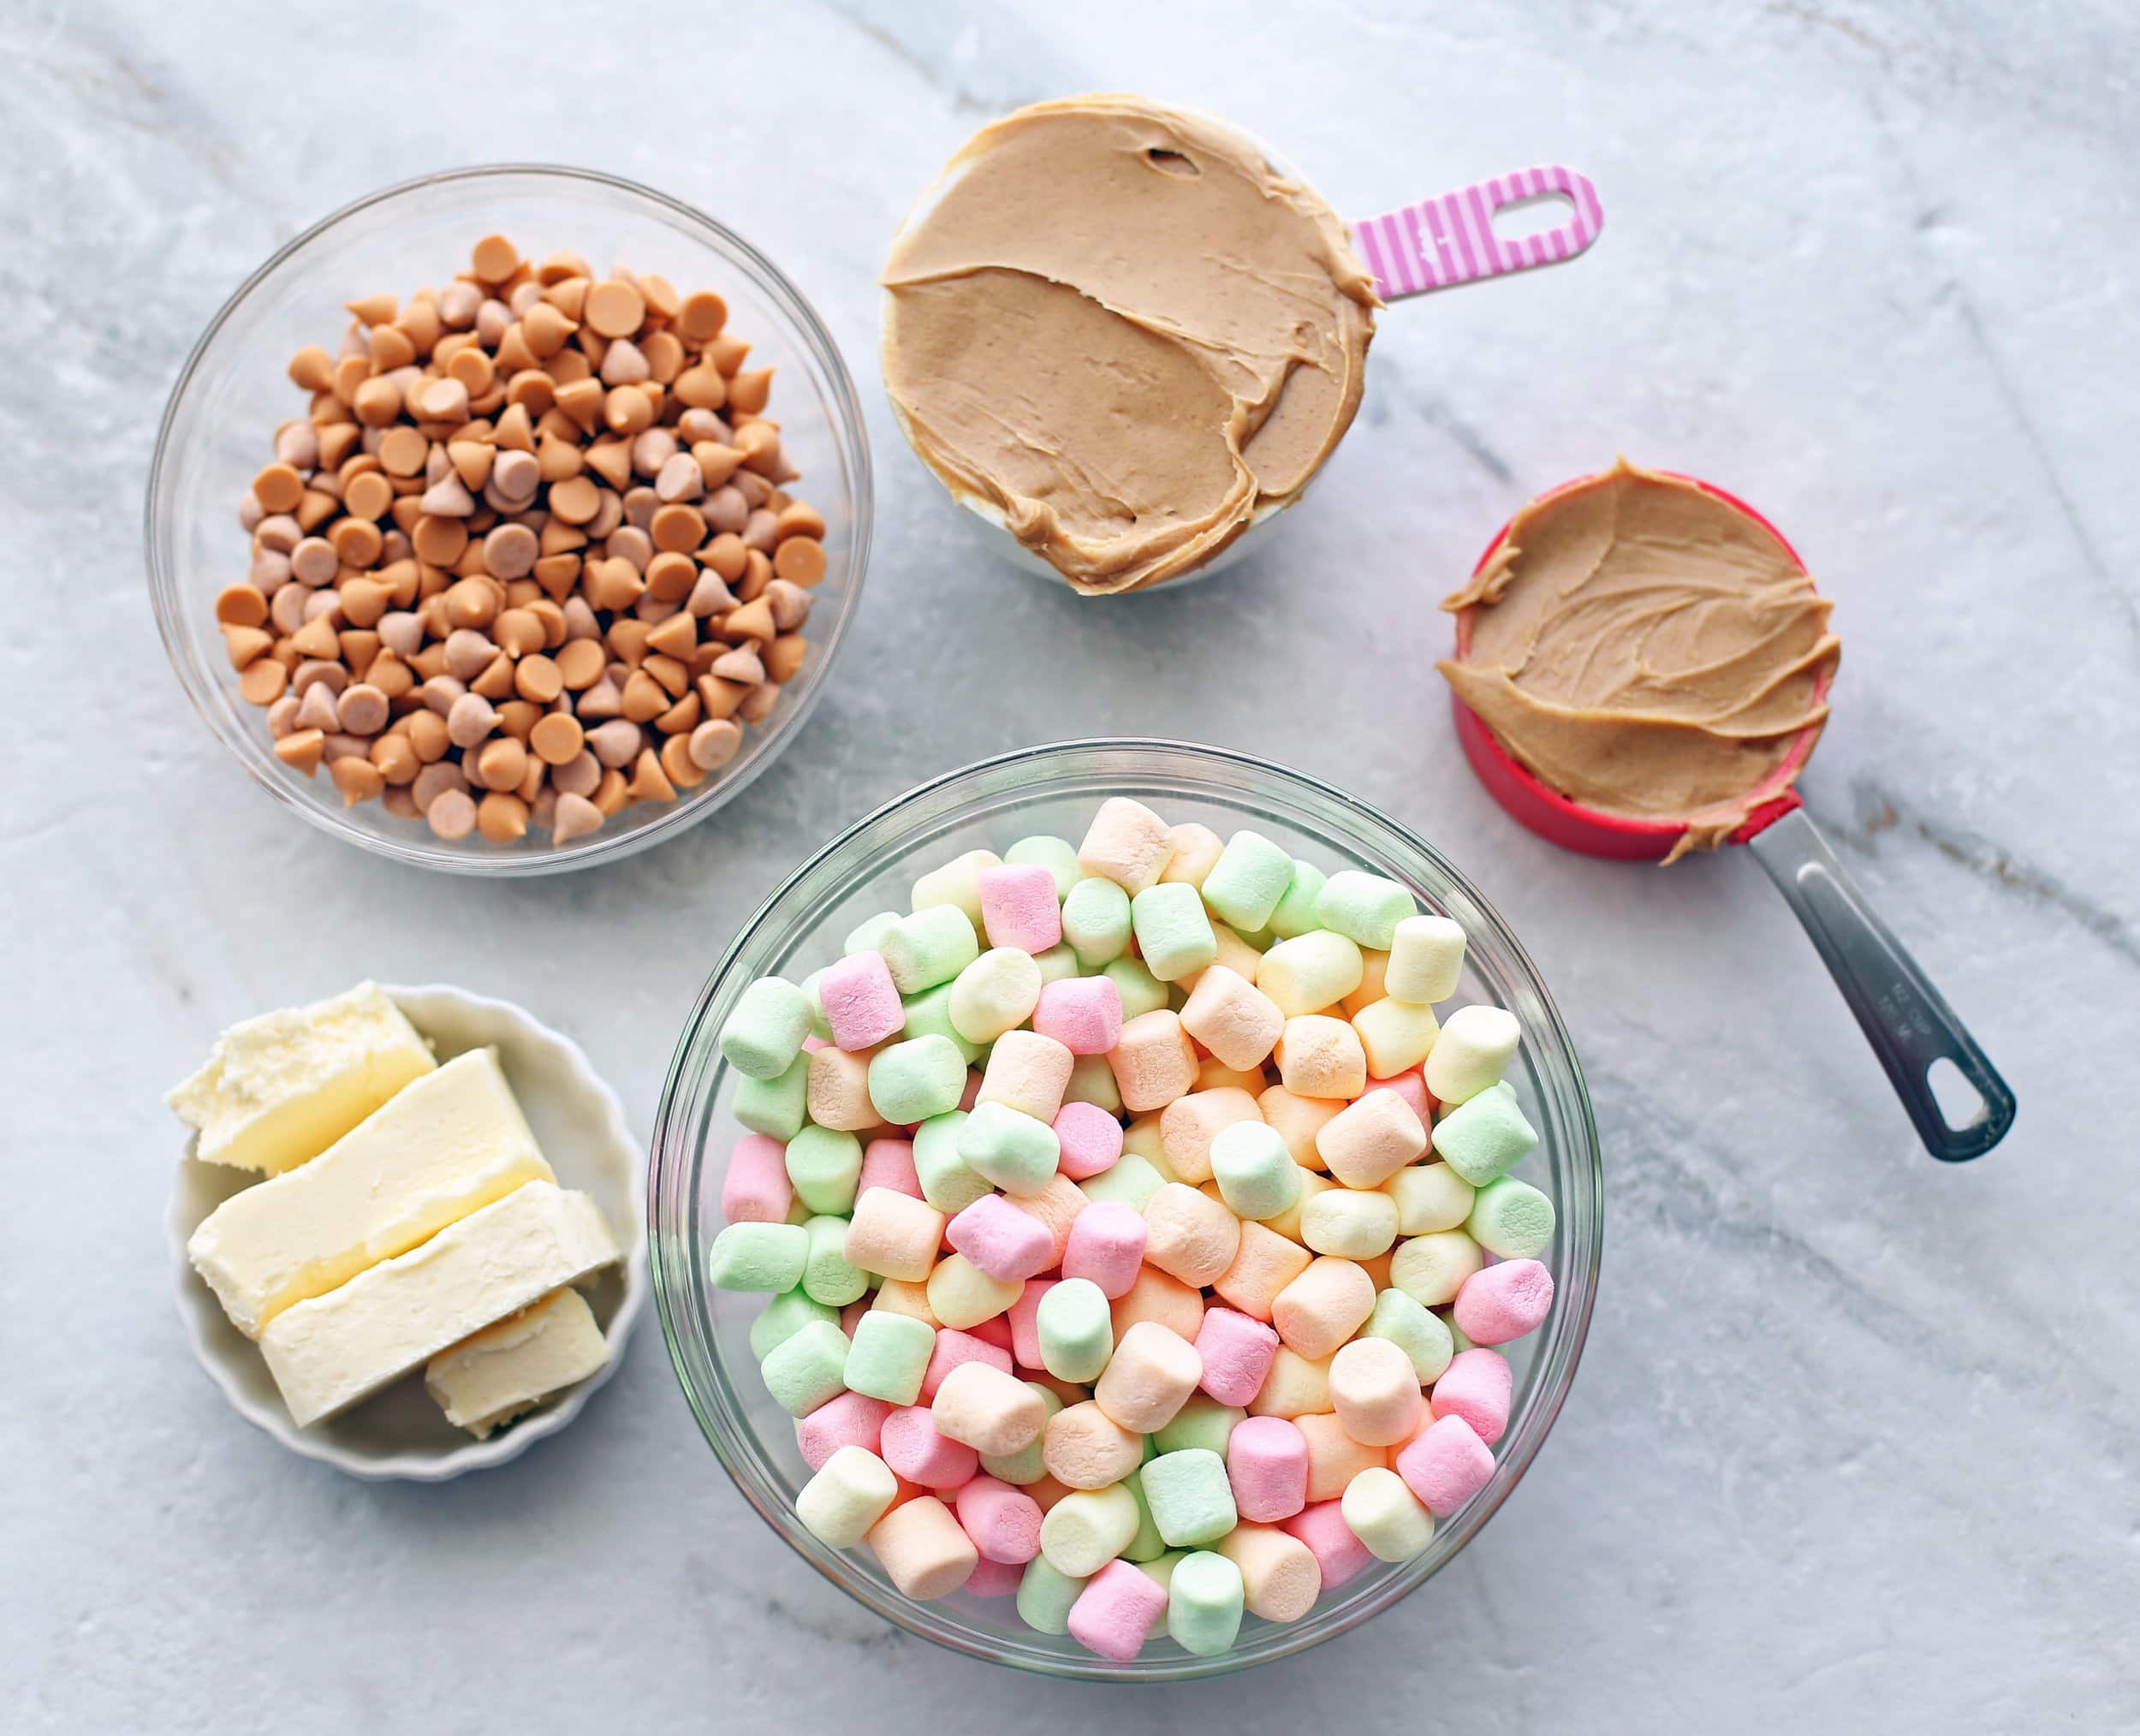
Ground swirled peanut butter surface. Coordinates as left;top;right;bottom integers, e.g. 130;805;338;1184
1438;461;1841;861
881;94;1377;594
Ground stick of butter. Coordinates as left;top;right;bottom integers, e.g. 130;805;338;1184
187;1047;555;1338
168;983;436;1174
259;1181;621;1428
426;1287;610;1438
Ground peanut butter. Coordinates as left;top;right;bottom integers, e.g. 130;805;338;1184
1439;461;1841;862
881;95;1377;594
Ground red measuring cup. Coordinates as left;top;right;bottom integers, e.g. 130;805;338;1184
1447;472;2016;1160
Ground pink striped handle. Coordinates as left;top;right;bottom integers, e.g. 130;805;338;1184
1351;164;1602;300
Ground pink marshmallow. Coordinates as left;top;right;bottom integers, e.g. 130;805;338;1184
1008;1279;1055;1369
795;1392;893;1471
1052;1101;1125;1181
919;1328;1014;1402
1431;1347;1513;1445
858;1138;924;1200
967;1313;1015;1354
880;1406;981;1489
721;1133;792;1223
964;1555;1026;1597
1195;1307;1280;1407
817;950;906;1051
1067;1559;1169;1662
954;1475;1044;1564
978;863;1063;954
1227;1415;1310;1522
1031;976;1124;1055
1061;1200;1147;1299
840;1299;869;1336
1394;1414;1497;1517
1281;1500;1376;1590
959;1069;984;1112
1367;1067;1433;1125
1452;1258;1554;1346
946;1192;1057;1284
801;1034;827;1052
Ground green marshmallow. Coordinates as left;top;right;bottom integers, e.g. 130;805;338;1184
1140;1448;1239;1549
867;1034;967;1126
1122;1469;1168;1563
1315;870;1418;949
957;1100;1061;1196
796;968;835;1042
1442;1307;1478;1354
1431;1081;1538;1185
1137;1551;1185;1592
1032;943;1081;986
800;1214;867;1305
719;975;812;1080
1036;1277;1113;1382
1063;1052;1123;1115
1131;883;1218;983
1015;1557;1087;1634
842;1309;936;1405
880;904;979;994
1467;1174;1557;1258
844;910;901;955
784;1125;863;1216
1103;955;1168;1020
1267;859;1328;939
1362;1287;1455;1383
897;982;984;1065
732;1052;809;1140
1152;1396;1244;1459
759;1318;848;1418
1208;1121;1302;1221
748;1287;839;1359
912;1111;993;1214
1167;1550;1245;1656
1006;835;1082;901
1077;1149;1167;1212
1061;877;1132;966
982;1383;1062;1484
1200;829;1296;933
708;1221;808;1293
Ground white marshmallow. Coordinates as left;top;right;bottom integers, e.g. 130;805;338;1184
797;1444;899;1548
1423;1005;1520;1105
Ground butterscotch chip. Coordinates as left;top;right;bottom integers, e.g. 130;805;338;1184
765;634;808;684
275;728;324;775
368;324;416;372
330;757;385;806
330;518;384;568
659;731;706;790
645;612;697;659
772;536;826;586
727;368;773;415
239;657;288;705
477;791;530;842
676;291;727;343
471;235;520;284
650;503;707;553
514;653;563;704
548;475;599;524
288;346;336;391
253;463;304;514
584;279;645;339
530;712;585;765
346;292;398;325
216;585;268;629
554;638;606;690
627;746;675;805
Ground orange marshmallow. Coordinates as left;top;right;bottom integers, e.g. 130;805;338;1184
1258;1085;1346;1169
1077;796;1175;895
807;1045;877;1132
1296;1411;1387;1501
1008;1170;1088;1266
1180;965;1285;1073
1109;1265;1205;1344
1271;1256;1376;1359
978;1029;1075;1123
866;1494;979;1601
1329;1336;1425;1447
1195;1055;1269;1096
1213;1219;1314;1321
871;1277;941;1329
1315;1087;1428;1188
1275;1015;1367;1101
1248;1347;1334;1418
1217;1522;1320;1622
1092;1320;1203;1433
933;1360;1048;1456
1107;1010;1199;1113
1157;1086;1263;1185
1043;1400;1144;1489
1142;1183;1242;1287
843;1188;946;1283
1158;822;1224;887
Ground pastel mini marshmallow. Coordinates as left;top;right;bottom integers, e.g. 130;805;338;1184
719;976;813;1080
1256;930;1364;1019
871;1276;941;1331
956;1101;1061;1196
784;1125;863;1215
800;1213;868;1306
797;1444;901;1548
867;1035;968;1127
978;863;1063;954
1043;1400;1144;1490
1040;1481;1142;1578
1270;1256;1376;1360
843;1310;937;1406
946;1192;1055;1283
751;1288;838;1360
1152;1394;1244;1459
1280;1499;1376;1591
966;1555;1027;1597
1179;964;1285;1072
867;1494;979;1601
1200;829;1296;933
1466;1174;1557;1258
924;1251;1023;1330
1295;1411;1386;1503
1423;1004;1521;1105
1142;1183;1243;1289
1061;877;1133;966
1062;1199;1147;1297
895;982;983;1067
815;950;907;1052
1340;949;1388;1018
933;1359;1049;1458
1034;1277;1115;1383
880;903;983;995
733;1052;809;1139
1431;1347;1513;1445
1246;1347;1332;1419
911;848;1002;929
1328;1335;1425;1446
1383;1160;1474;1234
949;1474;1043;1567
1216;1522;1320;1622
1226;1413;1310;1521
1016;1555;1086;1634
843;1190;946;1284
1077;797;1175;895
805;1044;878;1133
721;1133;793;1223
1395;1412;1497;1516
1158;1087;1263;1186
1313;871;1416;950
1193;1306;1280;1406
948;948;1043;1045
1385;914;1466;1005
1263;1167;1332;1246
1109;1265;1206;1346
796;1390;894;1471
1256;1085;1342;1170
1007;1171;1087;1267
1031;975;1124;1056
1063;1051;1123;1115
1351;997;1442;1079
1067;1557;1170;1661
1315;1087;1428;1188
978;1029;1076;1124
1005;834;1082;900
760;1319;850;1418
1005;1279;1054;1368
1361;1287;1455;1384
1094;1320;1204;1434
1212;1221;1314;1323
1107;1010;1199;1115
858;1137;924;1200
1166;1548;1246;1657
708;1221;808;1293
981;1381;1062;1485
1452;1257;1554;1345
1049;1106;1123;1190
1140;1448;1239;1549
1130;882;1218;983
880;1403;982;1488
1300;1186;1400;1260
1103;955;1169;1020
1209;1121;1304;1222
1159;822;1225;888
1275;1014;1368;1101
1430;1082;1539;1186
1388;1228;1484;1308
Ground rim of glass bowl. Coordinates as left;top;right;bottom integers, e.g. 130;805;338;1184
145;163;874;877
650;739;1603;1680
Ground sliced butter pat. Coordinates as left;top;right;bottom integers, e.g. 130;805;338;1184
168;982;436;1174
187;1047;555;1338
259;1181;620;1428
426;1287;610;1438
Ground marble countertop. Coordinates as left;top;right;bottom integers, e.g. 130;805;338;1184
9;0;2136;1729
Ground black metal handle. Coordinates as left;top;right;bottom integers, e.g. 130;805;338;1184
1747;808;2015;1160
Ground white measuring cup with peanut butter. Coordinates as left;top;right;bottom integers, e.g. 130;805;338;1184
880;93;1602;595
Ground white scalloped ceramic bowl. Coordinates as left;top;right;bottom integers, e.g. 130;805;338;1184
168;983;647;1480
